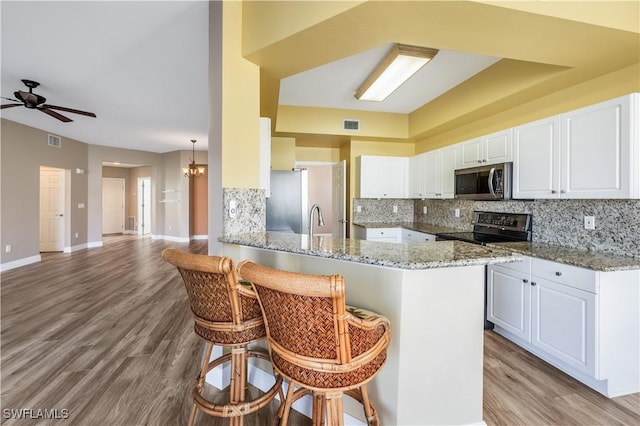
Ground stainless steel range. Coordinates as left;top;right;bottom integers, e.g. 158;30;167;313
436;211;532;245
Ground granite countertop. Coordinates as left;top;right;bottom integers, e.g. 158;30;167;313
353;222;464;235
220;232;520;270
488;242;640;272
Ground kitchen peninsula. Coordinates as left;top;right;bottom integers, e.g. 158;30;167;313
221;232;520;425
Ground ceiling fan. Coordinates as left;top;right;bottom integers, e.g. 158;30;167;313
1;79;96;122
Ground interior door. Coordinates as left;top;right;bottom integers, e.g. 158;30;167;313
39;168;65;252
102;178;125;234
332;160;346;238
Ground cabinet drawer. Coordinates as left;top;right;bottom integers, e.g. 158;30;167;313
496;256;531;275
531;258;597;293
366;228;399;239
401;229;436;242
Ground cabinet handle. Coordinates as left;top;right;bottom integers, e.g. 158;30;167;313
522;279;529;284
531;282;537;286
551;190;557;194
482;159;487;163
477;160;482;164
555;271;562;276
560;190;566;194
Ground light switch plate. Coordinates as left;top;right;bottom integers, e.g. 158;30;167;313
229;200;237;219
455;208;460;218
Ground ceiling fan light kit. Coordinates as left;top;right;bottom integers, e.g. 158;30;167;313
1;79;96;122
355;44;439;102
183;139;206;178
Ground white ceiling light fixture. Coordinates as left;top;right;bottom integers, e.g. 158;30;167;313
183;139;206;178
355;44;439;102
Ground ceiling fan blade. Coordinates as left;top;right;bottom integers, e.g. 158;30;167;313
1;96;21;103
39;108;73;122
41;104;96;118
1;103;22;109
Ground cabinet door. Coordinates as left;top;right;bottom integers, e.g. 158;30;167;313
487;265;531;341
408;154;427;198
512;116;561;199
531;278;596;376
440;145;458;198
459;138;483;168
359;156;384;198
484;130;513;165
561;94;635;199
423;150;442;198
382;156;409;198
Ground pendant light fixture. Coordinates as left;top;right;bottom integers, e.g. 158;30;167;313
183;139;206;178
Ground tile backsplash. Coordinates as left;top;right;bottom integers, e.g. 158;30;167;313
223;188;266;237
354;198;640;258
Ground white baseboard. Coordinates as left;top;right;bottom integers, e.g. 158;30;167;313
64;243;88;253
151;234;190;243
123;230;137;235
87;241;103;248
191;235;209;240
204;347;364;425
0;255;42;272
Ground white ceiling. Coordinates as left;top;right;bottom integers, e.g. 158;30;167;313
1;1;500;154
279;43;500;114
1;1;209;154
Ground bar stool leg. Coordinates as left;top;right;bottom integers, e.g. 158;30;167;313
189;342;214;426
324;391;344;426
229;346;247;426
360;385;378;426
312;393;325;426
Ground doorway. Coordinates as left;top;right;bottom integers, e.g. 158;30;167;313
102;178;125;234
39;167;66;252
137;177;151;235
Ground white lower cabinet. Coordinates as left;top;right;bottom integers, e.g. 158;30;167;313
487;256;640;397
353;227;400;243
401;228;436;243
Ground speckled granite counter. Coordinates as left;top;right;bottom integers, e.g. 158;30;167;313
487;242;640;272
220;231;520;270
353;222;462;235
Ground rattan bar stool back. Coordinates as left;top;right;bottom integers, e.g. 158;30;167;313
237;260;391;426
162;248;283;426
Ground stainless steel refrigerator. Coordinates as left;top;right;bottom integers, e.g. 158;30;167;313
266;169;309;233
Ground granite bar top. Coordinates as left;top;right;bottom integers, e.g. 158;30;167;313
488;242;640;272
353;222;463;235
221;232;520;270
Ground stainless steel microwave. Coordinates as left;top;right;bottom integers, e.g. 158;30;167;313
454;162;512;200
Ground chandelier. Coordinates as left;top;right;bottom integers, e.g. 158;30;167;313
183;139;206;178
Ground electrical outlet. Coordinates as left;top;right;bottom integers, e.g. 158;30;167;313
584;215;595;230
356;205;362;213
455;208;461;218
75;232;79;239
393;205;398;213
423;206;427;215
5;245;11;253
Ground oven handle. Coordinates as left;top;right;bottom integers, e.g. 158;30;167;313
488;167;497;198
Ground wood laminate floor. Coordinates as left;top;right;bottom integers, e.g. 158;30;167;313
1;235;638;425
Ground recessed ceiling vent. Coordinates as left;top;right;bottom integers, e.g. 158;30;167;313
343;119;360;131
48;134;61;148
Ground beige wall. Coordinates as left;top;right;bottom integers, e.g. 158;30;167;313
271;137;296;170
1;119;88;263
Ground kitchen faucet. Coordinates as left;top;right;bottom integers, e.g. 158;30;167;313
308;204;324;240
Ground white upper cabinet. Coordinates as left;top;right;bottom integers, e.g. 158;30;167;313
513;93;639;199
408;153;428;198
459;129;512;168
359;155;408;198
410;145;458;199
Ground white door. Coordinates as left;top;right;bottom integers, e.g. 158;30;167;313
102;178;125;234
39;168;65;252
487;266;531;342
332;160;346;238
531;278;596;376
138;177;151;235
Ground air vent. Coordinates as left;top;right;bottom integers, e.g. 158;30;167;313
48;134;61;148
343;119;360;131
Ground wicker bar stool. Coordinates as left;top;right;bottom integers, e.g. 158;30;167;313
237;261;391;426
162;249;283;426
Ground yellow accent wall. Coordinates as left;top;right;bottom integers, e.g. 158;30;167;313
295;146;340;163
276;105;408;139
271;137;296;170
222;2;261;188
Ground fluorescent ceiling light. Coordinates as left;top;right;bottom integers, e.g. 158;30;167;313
355;44;439;102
